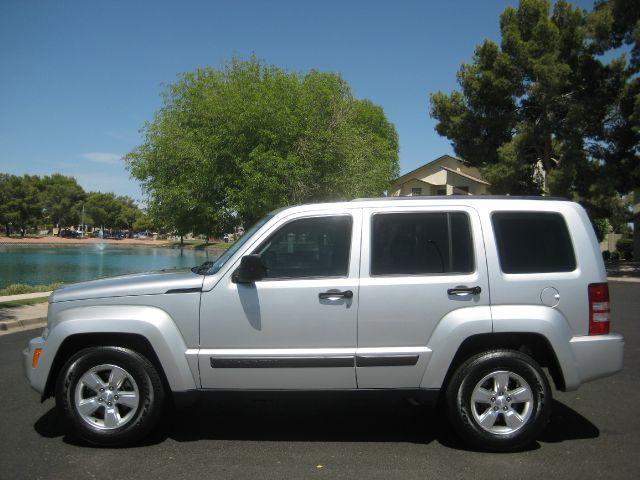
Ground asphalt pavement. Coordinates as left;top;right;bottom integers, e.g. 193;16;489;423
0;282;638;480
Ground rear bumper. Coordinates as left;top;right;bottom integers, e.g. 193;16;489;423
568;333;624;388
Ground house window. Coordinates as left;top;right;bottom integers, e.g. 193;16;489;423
411;188;422;196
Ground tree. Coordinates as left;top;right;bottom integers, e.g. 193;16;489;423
430;0;628;204
0;175;43;236
125;56;399;233
588;0;640;197
84;192;122;229
39;173;85;227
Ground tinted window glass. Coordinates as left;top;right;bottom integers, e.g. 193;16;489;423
256;216;352;279
492;212;576;273
371;212;474;275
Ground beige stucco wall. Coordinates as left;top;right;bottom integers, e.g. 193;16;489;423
390;155;489;197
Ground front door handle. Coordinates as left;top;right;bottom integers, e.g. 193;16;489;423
319;290;353;300
447;286;481;296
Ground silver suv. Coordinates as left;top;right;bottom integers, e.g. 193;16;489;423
23;197;624;451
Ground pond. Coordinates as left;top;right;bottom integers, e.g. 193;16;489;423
0;245;224;288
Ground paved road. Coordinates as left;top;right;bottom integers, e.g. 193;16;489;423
1;282;638;480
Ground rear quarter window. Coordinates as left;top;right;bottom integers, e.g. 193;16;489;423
491;211;576;274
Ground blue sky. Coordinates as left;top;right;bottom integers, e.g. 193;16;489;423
0;0;598;201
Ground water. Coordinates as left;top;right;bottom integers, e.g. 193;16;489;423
0;245;223;288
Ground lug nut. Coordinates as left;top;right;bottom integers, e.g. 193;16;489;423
490;397;496;402
114;395;119;400
506;396;512;402
109;386;114;390
503;406;508;411
493;406;499;411
98;398;103;402
99;388;104;392
107;402;112;407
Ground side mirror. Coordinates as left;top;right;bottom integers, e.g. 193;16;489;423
232;254;265;283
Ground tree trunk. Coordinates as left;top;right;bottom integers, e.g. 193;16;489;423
180;235;184;246
542;131;553;173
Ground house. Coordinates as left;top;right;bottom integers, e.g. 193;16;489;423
390;155;490;197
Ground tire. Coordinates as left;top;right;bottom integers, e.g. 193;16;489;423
55;346;165;446
445;350;551;452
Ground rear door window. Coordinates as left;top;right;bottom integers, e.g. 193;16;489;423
491;211;576;273
371;212;474;275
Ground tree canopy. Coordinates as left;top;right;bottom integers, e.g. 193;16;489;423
0;173;149;236
125;57;399;233
430;0;638;217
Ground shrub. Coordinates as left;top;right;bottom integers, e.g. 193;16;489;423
616;237;634;260
610;251;621;261
0;282;64;296
602;250;611;261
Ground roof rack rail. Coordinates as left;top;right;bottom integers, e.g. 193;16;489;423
351;195;570;202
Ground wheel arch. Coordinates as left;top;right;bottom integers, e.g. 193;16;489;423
440;332;565;394
43;332;170;401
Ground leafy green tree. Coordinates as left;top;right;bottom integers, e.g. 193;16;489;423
39;173;85;227
84;192;123;229
430;0;627;201
126;56;399;233
588;0;639;196
0;175;43;236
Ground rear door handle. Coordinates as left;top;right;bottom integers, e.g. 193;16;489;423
447;286;481;296
319;290;353;300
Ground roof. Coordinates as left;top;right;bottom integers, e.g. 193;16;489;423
439;166;491;185
395;177;440;188
392;154;466;185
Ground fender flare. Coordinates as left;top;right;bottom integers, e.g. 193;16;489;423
39;305;198;394
492;305;579;390
420;306;492;389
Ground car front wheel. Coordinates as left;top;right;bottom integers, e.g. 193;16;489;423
56;346;165;446
446;350;551;452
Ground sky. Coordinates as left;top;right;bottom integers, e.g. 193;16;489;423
0;0;599;202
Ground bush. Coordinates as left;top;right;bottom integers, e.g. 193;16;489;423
0;282;64;296
602;250;611;261
616;237;634;260
610;251;621;261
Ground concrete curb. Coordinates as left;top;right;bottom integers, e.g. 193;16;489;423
0;317;47;332
0;291;51;302
607;277;640;283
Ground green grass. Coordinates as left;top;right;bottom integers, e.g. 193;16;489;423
0;282;63;296
162;240;233;250
0;297;49;308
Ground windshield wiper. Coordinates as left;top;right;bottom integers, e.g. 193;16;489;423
192;261;214;275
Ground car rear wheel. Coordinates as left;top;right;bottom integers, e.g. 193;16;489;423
445;350;551;451
56;346;165;446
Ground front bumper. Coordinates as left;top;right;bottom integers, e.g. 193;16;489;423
23;336;47;395
569;333;624;386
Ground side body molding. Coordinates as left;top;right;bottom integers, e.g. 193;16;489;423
38;305;198;395
420;306;492;389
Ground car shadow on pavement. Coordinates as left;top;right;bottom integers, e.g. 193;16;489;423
34;397;599;451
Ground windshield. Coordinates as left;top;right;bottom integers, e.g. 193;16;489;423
196;214;274;275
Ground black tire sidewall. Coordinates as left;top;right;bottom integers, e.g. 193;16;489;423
447;350;551;451
56;347;164;446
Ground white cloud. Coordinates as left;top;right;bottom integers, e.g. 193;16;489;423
79;152;122;164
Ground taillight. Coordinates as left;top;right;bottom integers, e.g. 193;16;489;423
588;283;610;335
